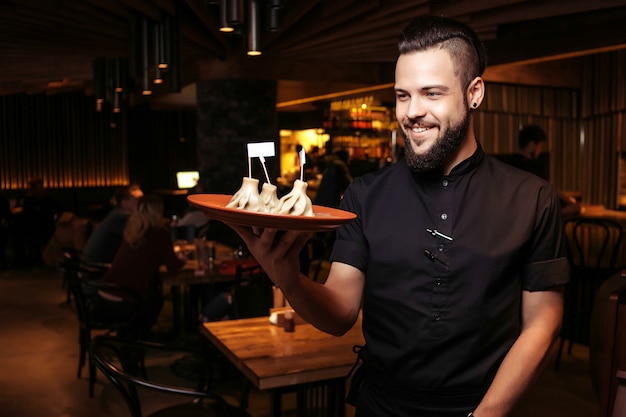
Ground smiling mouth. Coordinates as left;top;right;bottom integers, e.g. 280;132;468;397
411;126;430;133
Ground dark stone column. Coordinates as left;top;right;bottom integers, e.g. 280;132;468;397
196;79;279;194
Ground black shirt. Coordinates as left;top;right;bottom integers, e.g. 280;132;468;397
331;144;569;392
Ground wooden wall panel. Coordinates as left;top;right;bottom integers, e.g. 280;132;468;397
478;50;626;210
0;93;128;190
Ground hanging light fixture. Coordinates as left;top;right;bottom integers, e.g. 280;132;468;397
247;0;261;56
219;0;234;32
227;0;244;26
214;0;286;56
157;21;168;69
93;58;106;111
153;23;164;84
267;0;284;31
141;17;152;95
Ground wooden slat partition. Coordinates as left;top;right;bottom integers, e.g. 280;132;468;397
0;92;128;190
477;49;626;210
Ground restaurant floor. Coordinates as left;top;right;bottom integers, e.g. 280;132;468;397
0;265;601;417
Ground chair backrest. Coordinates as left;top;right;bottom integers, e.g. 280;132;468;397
91;336;229;417
231;264;273;319
564;217;624;271
561;218;624;347
69;263;141;334
613;370;626;417
591;272;626;416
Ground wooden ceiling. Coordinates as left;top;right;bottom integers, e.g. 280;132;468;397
2;0;626;107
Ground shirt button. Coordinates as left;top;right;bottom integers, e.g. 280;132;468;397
442;179;449;187
436;279;442;286
441;213;448;220
434;312;441;320
438;245;444;252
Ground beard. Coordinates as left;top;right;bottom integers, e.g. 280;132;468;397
402;109;471;173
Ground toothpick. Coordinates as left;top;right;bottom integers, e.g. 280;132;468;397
259;156;271;184
299;148;306;182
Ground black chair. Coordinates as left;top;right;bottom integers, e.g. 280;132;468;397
92;336;251;417
230;264;274;320
59;247;82;306
69;263;141;397
589;271;626;416
613;370;626;417
555;217;624;370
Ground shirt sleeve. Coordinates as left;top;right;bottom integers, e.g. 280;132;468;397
329;181;369;272
522;183;570;291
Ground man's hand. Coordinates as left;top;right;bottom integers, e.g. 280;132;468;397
226;224;312;291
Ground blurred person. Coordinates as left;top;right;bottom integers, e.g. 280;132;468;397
313;149;352;209
228;16;568;417
503;125;580;219
501;124;549;180
16;179;62;266
82;184;143;265
0;192;11;269
96;195;184;338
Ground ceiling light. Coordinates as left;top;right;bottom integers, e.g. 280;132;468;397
247;0;261;56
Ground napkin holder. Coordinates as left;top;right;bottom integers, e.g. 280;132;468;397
269;306;306;327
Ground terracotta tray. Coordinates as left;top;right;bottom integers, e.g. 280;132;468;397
187;194;356;231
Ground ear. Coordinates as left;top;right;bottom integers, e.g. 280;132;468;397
467;77;485;109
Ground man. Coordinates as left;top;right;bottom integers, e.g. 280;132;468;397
502;125;581;219
230;16;568;417
82;184;143;265
313;149;352;209
501;124;549;180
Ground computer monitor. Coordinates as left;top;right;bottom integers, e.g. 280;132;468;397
176;171;199;189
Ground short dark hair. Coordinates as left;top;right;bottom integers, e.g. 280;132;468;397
518;125;546;149
398;15;486;91
111;184;141;206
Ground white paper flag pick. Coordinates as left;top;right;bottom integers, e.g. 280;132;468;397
245;142;275;182
299;148;306;181
246;142;275;178
247;142;275;158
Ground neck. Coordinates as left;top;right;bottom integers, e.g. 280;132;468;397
442;133;478;175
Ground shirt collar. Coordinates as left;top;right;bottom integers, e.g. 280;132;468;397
447;140;484;177
410;140;484;182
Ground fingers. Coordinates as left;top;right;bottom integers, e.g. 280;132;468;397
223;222;312;257
273;230;313;258
226;223;255;242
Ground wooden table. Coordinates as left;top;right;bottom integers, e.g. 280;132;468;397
579;204;626;226
162;242;259;333
200;314;364;416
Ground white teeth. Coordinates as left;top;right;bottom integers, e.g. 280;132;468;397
411;127;428;133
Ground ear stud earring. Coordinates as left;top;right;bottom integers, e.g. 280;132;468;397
472;102;477;108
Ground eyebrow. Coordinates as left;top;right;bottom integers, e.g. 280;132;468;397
421;85;450;92
393;85;450;94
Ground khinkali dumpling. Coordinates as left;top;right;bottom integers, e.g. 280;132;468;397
272;179;313;216
260;183;279;212
226;177;266;212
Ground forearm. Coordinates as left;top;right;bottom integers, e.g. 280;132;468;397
473;326;557;417
227;224;363;336
278;265;361;336
473;289;563;417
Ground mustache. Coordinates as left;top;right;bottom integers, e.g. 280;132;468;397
402;116;437;128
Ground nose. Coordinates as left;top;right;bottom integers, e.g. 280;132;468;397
406;97;427;120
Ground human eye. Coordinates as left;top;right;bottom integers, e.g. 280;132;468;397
425;90;443;98
423;86;448;99
395;90;409;101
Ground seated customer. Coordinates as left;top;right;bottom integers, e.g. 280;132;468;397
82;184;143;265
96;195;185;338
